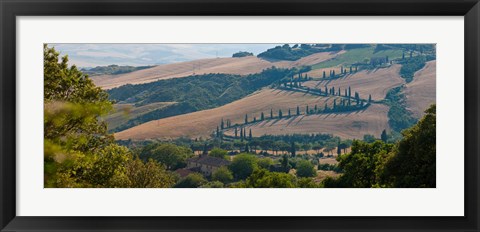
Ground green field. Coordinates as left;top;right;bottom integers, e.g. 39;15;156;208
311;47;404;69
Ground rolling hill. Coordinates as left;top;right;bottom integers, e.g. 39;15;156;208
303;64;405;101
114;88;387;140
404;60;436;118
92;51;342;89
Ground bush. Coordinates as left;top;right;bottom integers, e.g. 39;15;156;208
296;160;317;178
175;173;207;188
212;166;234;183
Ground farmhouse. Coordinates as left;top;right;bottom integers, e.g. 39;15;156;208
186;154;231;176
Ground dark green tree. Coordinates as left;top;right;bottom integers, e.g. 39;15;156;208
381;129;388;142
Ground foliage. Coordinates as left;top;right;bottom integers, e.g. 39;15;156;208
81;64;153;76
232;51;253;57
257;44;336;61
244;168;297;188
296;160;317;178
44;45;173;188
399;55;427;82
385;86;417;132
200;181;225;188
209;147;229;160
257;157;274;169
212;166;234;183
138;143;193;170
323;140;393;188
229;153;258;180
175;173;207;188
381;105;436;187
322;105;435;188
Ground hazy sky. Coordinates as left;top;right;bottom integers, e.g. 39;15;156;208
50;44;281;68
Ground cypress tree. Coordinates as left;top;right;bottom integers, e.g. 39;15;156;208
288;109;291;117
244;114;248;124
296;106;300;115
381;129;388;142
244;143;249;153
338;87;341;96
323;71;326;78
332;70;335;77
261;112;265;121
306;105;309;114
348;86;351;98
341;66;344;74
290;141;296;157
234;127;238;138
333;99;336;109
324;86;328;94
270;109;273;119
368;94;372;103
216;126;220;137
253;117;256;122
249;128;253;140
402;51;405;60
355;66;358;72
324;103;328;112
240;127;244;141
314;105;318;112
350;66;352;73
279;109;283;118
221;118;224;129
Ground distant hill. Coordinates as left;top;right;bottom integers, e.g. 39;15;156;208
92;52;341;89
81;64;154;76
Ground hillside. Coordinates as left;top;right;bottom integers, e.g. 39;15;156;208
103;102;175;131
404;60;436;118
303;64;405;101
223;104;389;139
114;88;386;140
92;51;341;89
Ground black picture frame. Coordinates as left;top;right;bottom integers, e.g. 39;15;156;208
1;0;479;231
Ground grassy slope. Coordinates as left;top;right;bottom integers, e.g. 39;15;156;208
311;47;404;69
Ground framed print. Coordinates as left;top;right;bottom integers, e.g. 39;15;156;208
1;0;479;231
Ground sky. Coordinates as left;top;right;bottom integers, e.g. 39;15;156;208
49;44;281;68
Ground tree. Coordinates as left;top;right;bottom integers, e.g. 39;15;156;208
323;71;326;78
350;66;353;73
147;143;192;170
175;173;207;188
381;129;388;143
296;160;316;178
306;105;309;115
44;45;158;188
120;157;176;188
382;105;436;187
324;140;393;188
368;94;372;103
290;141;296;156
234;127;238;138
249;128;253;140
257;157;274;169
280;154;291;173
245;168;296;188
229;154;258;179
221;118;225;129
244;114;248;124
279;109;283;118
270;109;274;118
261;112;265;121
209;147;229;160
212;166;234;184
288;109;291;117
296;106;300;116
